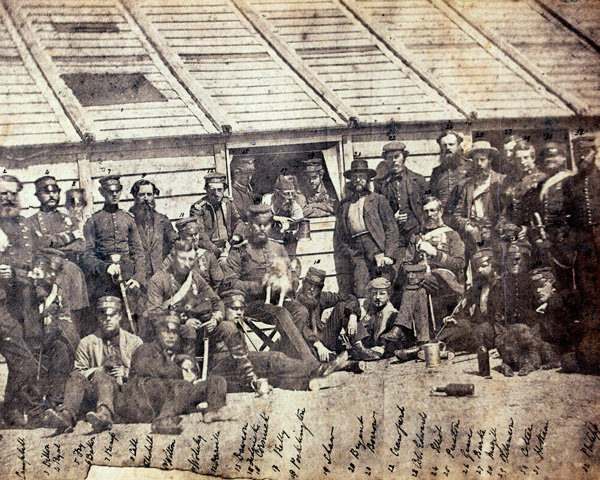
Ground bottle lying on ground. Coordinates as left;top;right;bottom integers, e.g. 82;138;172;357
431;384;475;396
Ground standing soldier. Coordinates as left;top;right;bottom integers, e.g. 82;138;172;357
190;172;244;263
82;175;146;314
230;156;261;222
128;179;178;283
430;132;472;210
27;176;89;325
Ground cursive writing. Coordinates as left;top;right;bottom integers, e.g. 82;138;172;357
291;409;313;471
233;423;248;463
366;412;377;453
500;417;514;463
104;432;118;462
162;439;175;469
461;428;475;462
210;431;220;474
322;426;334;465
128;438;138;462
486;428;497;460
521;424;533;457
143;435;153;468
16;437;29;479
581;421;599;459
413;412;427;449
274;430;289;459
350;415;365;459
534;421;548;460
390;405;407;457
188;435;206;473
473;429;486;459
430;424;443;454
446;420;460;459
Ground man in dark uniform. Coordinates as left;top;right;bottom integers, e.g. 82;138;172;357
231;156;261;222
334;159;399;297
565;134;600;300
299;160;336;217
224;204;317;363
82;175;146;306
129;179;178;283
27;176;89;326
378;142;427;256
190;172;244;262
430;132;472;210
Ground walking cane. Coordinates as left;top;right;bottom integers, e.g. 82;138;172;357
201;331;209;382
110;254;137;335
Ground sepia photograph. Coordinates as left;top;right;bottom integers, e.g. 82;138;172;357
0;0;599;478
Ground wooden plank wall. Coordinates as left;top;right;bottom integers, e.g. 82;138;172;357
244;0;462;123
350;0;571;119
133;0;344;132
9;0;217;141
540;0;600;47
450;0;600;115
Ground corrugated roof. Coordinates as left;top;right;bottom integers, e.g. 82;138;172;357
124;0;346;132
240;0;464;123
343;0;573;118
447;0;600;115
0;2;79;146
4;0;218;141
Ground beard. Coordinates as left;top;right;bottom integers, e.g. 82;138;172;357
135;200;155;225
0;200;20;218
296;292;320;311
250;232;269;246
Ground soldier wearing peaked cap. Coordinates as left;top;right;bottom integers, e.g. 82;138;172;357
299;159;336;218
190;172;244;262
230;156;261;222
27;175;89;327
82;175;146;309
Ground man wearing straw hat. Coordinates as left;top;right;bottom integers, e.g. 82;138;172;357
334;159;399;298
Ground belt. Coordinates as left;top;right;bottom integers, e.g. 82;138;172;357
351;231;369;239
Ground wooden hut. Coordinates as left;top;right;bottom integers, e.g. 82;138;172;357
1;0;599;289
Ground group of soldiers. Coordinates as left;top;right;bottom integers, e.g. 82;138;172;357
0;130;598;433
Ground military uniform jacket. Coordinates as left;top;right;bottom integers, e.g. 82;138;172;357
0;215;32;274
302;184;336;218
538;169;573;230
380;168;427;233
82;206;146;285
162;248;223;291
147;265;224;320
500;169;548;227
129;340;184;380
129;206;178;279
190;196;245;255
429;157;472;208
232;182;261;222
334;192;400;259
224;239;298;302
26;209;85;254
565;167;600;230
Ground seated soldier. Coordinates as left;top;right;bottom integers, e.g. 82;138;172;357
149;239;264;395
82;313;230;434
28;249;81;415
43;296;143;433
299;159;336;218
210;290;352;392
382;196;465;345
352;278;410;361
295;267;361;361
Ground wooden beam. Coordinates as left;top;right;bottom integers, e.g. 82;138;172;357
76;152;95;222
437;0;589;116
339;0;474;121
341;135;354;199
119;0;234;133
2;0;99;140
229;0;359;124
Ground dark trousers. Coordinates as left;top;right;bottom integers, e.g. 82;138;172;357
347;233;381;298
61;371;116;420
316;302;351;351
245;301;317;363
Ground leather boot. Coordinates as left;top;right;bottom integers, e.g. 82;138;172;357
86;405;113;433
380;326;406;343
152;416;183;435
351;341;382;361
43;408;74;433
312;351;349;378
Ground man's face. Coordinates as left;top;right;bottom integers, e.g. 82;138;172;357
574;146;597;173
173;249;196;276
514;149;536;172
302;280;323;300
350;172;369;192
276;189;295;205
474;256;493;279
157;323;179;352
440;134;460;162
542;154;566;173
181;227;200;249
225;301;245;323
135;184;155;209
536;280;554;304
206;184;224;204
503;140;516;161
248;215;272;245
506;254;524;275
37;185;60;210
100;185;122;206
29;265;56;289
99;308;121;335
384;152;405;174
0;181;20;217
306;172;323;191
472;152;491;177
423;201;444;229
370;288;390;309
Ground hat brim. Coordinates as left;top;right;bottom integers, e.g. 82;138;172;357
343;168;377;179
468;147;498;158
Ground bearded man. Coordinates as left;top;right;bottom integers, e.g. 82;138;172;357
430;132;472;209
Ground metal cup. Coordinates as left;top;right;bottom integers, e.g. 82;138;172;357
422;341;446;368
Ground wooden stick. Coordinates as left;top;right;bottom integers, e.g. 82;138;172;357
201;336;209;382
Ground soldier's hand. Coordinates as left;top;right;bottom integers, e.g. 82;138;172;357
517;225;528;240
443;316;457;325
418;241;437;256
72;229;84;240
186;318;202;329
211;311;223;323
107;263;121;277
375;254;394;267
204;318;217;333
314;342;334;362
0;264;13;279
395;212;408;223
347;314;358;336
109;365;126;378
126;279;140;290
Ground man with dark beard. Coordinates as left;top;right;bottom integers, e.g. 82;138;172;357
430;132;472;210
334;160;399;297
129;179;178;283
0;175;32;277
26;176;89;329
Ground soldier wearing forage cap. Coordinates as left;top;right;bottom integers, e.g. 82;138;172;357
43;296;142;433
230;156;261;222
430;132;472;209
224;204;318;363
565;134;600;300
82;175;146;303
27;175;89;324
299;159;336;217
377;142;427;254
334;159;400;297
128;179;178;282
295;267;362;361
190;172;245;261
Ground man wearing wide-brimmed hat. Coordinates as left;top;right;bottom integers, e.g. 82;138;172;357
334;159;399;298
448;141;505;256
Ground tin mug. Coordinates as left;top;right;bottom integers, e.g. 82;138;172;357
422;341;447;368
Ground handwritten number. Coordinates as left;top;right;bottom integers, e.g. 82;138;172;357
544;132;553;140
45;169;49;175
308;152;315;159
242;148;249;154
348;463;355;473
576;128;584;136
314;259;320;264
72;181;76;186
388;135;396;140
504;129;512;135
522;135;531;142
475;132;485;138
179;212;184;217
353;151;362;158
445;121;453;130
281;168;288;174
388;465;395;473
